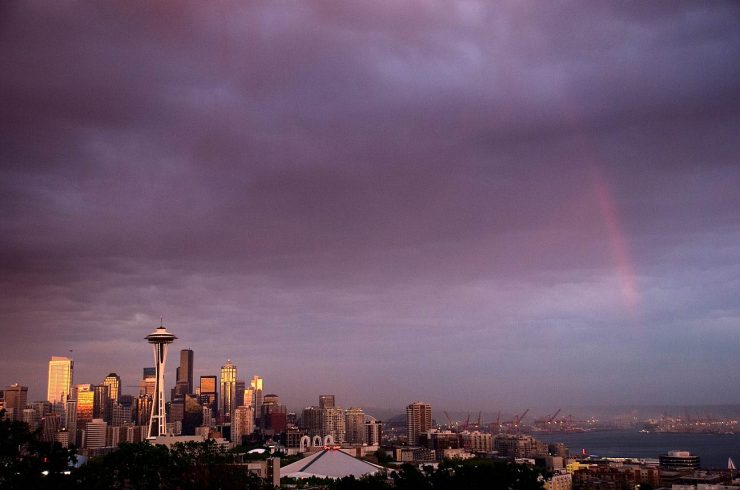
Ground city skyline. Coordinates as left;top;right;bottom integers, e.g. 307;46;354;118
1;3;740;410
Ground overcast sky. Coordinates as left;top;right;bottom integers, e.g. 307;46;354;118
1;1;739;413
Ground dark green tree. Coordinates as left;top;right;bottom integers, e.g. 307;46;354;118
388;459;546;490
329;473;392;490
0;409;76;489
391;463;434;490
74;440;275;489
428;459;545;490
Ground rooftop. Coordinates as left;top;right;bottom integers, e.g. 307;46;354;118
282;448;385;479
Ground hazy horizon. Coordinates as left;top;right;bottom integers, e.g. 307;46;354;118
1;2;739;410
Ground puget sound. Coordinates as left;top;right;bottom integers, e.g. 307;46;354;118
538;430;740;468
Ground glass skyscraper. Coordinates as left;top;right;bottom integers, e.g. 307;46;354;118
176;349;194;395
103;373;121;402
250;375;263;409
47;356;74;404
219;360;237;421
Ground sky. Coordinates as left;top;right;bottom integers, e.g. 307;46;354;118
1;1;740;414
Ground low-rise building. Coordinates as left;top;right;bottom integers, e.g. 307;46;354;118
545;471;573;490
494;434;548;459
461;430;493;453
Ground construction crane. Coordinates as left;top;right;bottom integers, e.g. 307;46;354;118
547;409;561;425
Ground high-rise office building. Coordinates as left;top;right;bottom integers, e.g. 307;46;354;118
365;418;382;447
301;406;322;437
64;398;77;436
250;376;263;418
244;387;254;407
135;395;152;426
41;413;61;442
47;356;74;404
260;394;287;433
84;419;107;449
111;402;131;427
319;394;335;409
322;407;346;443
140;368;156;397
181;394;203;436
232;405;255;445
172;349;193;400
32;400;52;418
220;360;237;421
22;408;40;431
345;407;365;445
199;375;217;417
103;373;121;402
93;384;111;422
177;349;194;393
116;395;134;426
250;375;263;410
76;384;95;446
406;401;432;445
4;384;28;421
235;380;246;408
76;384;95;424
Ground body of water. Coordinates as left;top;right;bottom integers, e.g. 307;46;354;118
537;430;739;469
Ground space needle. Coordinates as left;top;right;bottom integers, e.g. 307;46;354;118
145;320;177;439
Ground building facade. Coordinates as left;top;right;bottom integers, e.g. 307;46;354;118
176;349;194;395
220;360;237;421
461;431;493;453
365;419;382;447
4;384;28;421
319;394;335;409
101;373;120;403
321;407;346;443
232;405;255;445
75;384;95;426
47;356;74;405
406;401;432;445
140;368;156;397
199;375;217;417
250;375;263;410
345;407;365;445
84;419;108;449
301;406;322;437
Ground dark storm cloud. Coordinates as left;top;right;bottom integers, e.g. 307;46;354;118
1;1;739;409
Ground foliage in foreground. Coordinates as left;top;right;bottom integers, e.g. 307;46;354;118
76;440;276;489
1;412;274;489
0;410;77;490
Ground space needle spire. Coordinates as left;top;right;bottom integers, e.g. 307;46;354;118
145;321;177;438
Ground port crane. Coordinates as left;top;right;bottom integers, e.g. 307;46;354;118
443;411;454;430
513;408;529;430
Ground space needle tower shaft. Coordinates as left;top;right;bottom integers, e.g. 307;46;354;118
145;321;177;439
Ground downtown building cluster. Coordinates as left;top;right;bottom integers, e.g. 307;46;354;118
0;325;383;459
